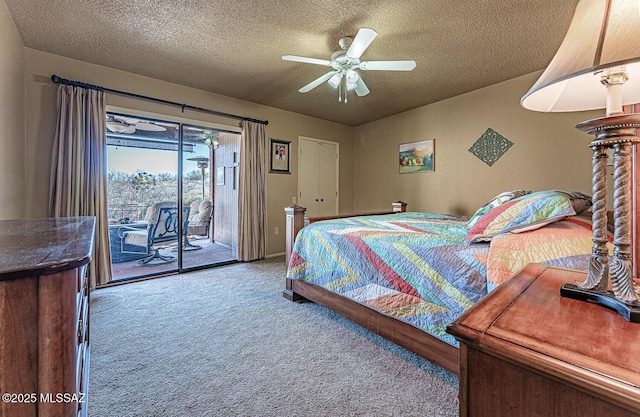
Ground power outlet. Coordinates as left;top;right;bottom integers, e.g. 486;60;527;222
274;227;279;235
292;196;297;204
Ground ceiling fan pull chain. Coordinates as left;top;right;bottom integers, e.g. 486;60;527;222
338;82;342;102
344;77;348;103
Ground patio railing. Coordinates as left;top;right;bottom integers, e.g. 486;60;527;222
108;204;146;222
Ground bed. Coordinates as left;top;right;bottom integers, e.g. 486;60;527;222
283;190;607;374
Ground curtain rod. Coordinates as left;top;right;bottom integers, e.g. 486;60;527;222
50;74;268;126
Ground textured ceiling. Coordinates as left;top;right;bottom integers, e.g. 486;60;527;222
5;0;579;126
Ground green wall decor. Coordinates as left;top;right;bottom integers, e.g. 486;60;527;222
468;128;513;166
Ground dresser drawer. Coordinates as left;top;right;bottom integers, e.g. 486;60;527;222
76;265;88;313
76;268;90;417
77;275;89;345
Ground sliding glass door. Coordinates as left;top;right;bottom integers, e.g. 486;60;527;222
181;124;239;269
106;112;238;282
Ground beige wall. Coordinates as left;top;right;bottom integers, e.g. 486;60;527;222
9;10;608;253
0;0;25;220
353;72;603;216
23;48;354;256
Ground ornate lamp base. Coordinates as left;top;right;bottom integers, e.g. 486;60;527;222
561;283;640;322
561;113;640;322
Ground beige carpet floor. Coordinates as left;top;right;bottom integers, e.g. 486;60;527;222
89;256;459;416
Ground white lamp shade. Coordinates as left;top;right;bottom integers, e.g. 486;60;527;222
328;72;343;89
346;69;359;84
521;0;640;112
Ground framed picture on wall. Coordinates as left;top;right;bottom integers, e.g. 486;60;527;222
399;139;435;173
270;139;291;174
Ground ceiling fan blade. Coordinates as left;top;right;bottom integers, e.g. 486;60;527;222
106;121;136;134
359;60;417;71
299;71;337;93
136;122;167;132
354;78;370;97
346;28;377;59
282;55;332;66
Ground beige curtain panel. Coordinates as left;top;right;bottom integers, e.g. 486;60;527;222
50;84;112;288
238;120;267;261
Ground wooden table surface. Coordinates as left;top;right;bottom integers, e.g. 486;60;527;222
0;217;95;281
448;263;640;416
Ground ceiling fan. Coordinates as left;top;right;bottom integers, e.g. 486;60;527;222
106;115;168;134
282;28;416;102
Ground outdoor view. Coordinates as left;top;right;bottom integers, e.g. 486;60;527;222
107;146;210;223
105;112;236;282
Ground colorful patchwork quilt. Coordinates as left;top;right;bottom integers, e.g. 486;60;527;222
486;214;612;291
287;212;597;347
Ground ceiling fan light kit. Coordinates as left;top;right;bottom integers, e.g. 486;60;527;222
282;28;416;103
328;72;343;89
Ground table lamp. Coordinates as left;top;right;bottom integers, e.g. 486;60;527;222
521;0;640;321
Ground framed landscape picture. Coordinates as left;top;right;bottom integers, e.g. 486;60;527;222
399;139;435;173
270;139;291;174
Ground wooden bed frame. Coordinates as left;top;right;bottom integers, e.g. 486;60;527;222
283;202;460;374
284;139;640;376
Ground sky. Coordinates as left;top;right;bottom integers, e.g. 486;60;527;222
107;144;209;175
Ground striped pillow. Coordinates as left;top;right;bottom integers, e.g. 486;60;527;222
468;190;531;228
466;190;576;243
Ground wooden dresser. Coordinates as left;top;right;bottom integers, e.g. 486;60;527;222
0;217;94;417
447;263;640;417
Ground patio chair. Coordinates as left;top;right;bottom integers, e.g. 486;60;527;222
121;205;189;265
187;200;212;237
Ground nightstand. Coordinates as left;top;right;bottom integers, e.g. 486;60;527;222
447;263;640;417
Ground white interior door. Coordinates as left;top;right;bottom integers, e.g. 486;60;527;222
298;137;339;217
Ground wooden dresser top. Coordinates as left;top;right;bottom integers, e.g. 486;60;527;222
448;263;640;411
0;217;95;281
